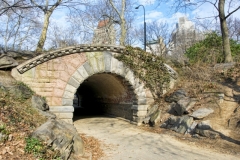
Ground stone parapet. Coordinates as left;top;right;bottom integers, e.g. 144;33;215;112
17;45;125;74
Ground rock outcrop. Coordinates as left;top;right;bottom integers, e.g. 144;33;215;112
165;89;186;103
32;95;49;111
0;50;38;70
191;108;214;119
161;89;218;138
0;55;18;69
143;105;161;126
170;97;197;116
31;119;85;160
161;115;193;134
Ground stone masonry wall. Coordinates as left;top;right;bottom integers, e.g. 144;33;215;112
12;53;87;106
11;46;155;125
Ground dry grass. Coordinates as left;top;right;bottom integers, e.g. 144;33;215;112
80;133;105;160
173;64;225;98
150;62;240;155
0;75;47;160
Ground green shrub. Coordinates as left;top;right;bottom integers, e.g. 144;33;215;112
25;137;61;159
185;32;240;64
115;46;170;99
25;137;44;155
0;124;9;142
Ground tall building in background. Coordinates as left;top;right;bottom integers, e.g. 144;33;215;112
168;17;204;56
146;17;204;58
92;19;116;45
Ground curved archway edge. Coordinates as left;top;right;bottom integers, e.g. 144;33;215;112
11;45;154;125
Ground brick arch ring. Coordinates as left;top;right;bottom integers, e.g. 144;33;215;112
11;45;154;125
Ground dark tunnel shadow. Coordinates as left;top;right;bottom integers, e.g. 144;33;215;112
73;90;111;121
72;73;135;122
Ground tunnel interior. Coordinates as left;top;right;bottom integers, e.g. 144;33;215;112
73;73;136;121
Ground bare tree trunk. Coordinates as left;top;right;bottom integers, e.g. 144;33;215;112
119;0;126;46
35;11;51;53
218;0;233;62
120;18;126;45
109;0;126;46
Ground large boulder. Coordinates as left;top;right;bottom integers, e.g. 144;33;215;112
195;129;220;139
31;119;85;160
6;50;37;60
214;63;235;73
146;105;158;117
0;55;18;69
186;121;198;134
8;83;33;100
165;89;186;103
197;120;212;130
31;95;56;120
191;108;214;119
161;115;194;134
31;95;49;111
172;97;197;116
143;105;161;126
149;110;161;126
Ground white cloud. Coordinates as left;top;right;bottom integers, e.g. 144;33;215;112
146;11;163;21
138;0;156;6
50;10;69;28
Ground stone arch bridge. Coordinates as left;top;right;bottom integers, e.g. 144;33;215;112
11;45;176;125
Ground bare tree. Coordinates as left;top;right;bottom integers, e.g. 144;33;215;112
227;16;240;42
0;0;31;16
0;2;41;51
68;0;113;44
108;0;127;45
47;24;78;49
157;0;240;62
29;0;86;53
68;0;136;46
135;21;170;56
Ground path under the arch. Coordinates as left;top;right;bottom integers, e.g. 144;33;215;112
74;117;238;160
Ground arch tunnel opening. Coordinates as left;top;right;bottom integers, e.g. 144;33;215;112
73;73;136;121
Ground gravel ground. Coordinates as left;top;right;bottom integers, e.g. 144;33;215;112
74;116;239;160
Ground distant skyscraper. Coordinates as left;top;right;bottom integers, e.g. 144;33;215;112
168;17;204;56
92;19;116;45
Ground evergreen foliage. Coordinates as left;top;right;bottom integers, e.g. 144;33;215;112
185;32;240;64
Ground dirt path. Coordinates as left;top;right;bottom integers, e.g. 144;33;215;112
74;116;238;160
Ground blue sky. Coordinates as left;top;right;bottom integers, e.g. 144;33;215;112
1;0;239;50
135;0;240;30
51;0;240;32
47;0;240;49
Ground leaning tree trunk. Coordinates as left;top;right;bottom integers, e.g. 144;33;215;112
218;0;233;63
35;12;52;53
